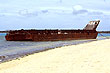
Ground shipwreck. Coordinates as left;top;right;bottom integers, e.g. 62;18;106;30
5;20;100;41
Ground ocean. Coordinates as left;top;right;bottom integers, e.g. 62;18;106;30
0;33;110;63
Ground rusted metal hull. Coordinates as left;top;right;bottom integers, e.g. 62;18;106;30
5;30;98;41
5;20;100;41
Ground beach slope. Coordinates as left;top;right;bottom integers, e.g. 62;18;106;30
0;39;110;73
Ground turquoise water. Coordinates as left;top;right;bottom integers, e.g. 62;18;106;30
98;33;110;36
0;33;110;62
0;33;6;36
0;33;6;41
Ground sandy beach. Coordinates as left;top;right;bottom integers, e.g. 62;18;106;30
0;39;110;73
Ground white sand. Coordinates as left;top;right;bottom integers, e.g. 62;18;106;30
0;39;110;73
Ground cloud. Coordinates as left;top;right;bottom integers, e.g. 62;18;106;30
18;9;38;17
72;5;88;15
41;10;48;13
17;7;73;17
72;9;104;16
73;5;83;10
0;12;21;17
73;9;88;15
0;6;106;18
72;5;105;16
88;11;103;15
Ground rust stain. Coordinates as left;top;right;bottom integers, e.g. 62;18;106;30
5;20;100;41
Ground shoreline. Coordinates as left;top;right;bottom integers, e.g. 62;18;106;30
0;39;110;73
0;39;97;63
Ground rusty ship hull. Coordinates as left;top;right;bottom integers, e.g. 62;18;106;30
5;20;100;41
5;30;98;41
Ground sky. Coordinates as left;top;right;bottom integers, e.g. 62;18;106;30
0;0;110;31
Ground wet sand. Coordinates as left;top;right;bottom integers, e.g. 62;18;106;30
0;39;110;73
